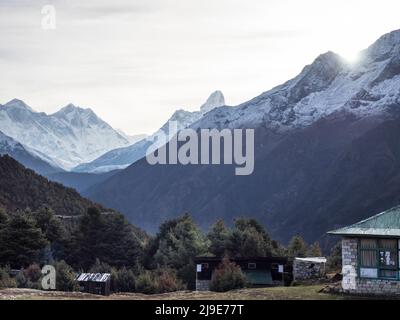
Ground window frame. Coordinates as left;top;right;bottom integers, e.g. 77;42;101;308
358;238;399;281
248;262;257;270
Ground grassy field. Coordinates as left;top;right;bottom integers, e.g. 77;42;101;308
0;285;361;300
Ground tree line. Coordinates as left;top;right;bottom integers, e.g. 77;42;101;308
0;208;341;293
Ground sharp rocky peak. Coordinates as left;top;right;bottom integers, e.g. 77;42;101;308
200;90;225;113
287;51;345;104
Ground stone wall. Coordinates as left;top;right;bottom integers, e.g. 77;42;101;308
196;280;210;291
293;259;326;281
341;237;400;296
342;238;358;268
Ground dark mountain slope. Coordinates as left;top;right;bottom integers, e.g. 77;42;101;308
86;30;400;245
87;111;399;245
0;155;103;216
46;170;120;193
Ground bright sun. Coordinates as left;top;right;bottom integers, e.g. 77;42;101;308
338;49;362;64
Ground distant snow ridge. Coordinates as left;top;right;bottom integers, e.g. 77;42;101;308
192;29;400;132
0;100;132;170
5;29;400;173
76;27;400;173
74;91;226;173
0;130;22;152
0;130;61;174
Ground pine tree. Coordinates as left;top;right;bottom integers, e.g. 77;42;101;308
207;220;230;257
0;213;48;267
151;213;209;289
287;235;308;259
227;218;273;258
307;241;322;257
328;241;342;271
72;207;144;270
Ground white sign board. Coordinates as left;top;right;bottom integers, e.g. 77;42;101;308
278;265;284;273
196;264;202;273
360;268;378;278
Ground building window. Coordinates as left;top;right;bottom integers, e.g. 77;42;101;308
359;238;398;280
248;263;257;269
201;263;209;270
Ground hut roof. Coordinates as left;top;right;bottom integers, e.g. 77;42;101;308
328;205;400;237
75;273;111;283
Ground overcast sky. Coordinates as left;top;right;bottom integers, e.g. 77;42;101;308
1;0;400;134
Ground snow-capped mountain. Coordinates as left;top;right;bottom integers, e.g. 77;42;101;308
0;100;133;170
86;29;400;244
116;129;148;145
74;91;226;173
0;130;61;175
192;30;400;132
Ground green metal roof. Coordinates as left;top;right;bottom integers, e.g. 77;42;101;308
328;205;400;237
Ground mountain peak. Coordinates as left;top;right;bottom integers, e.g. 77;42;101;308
366;29;400;62
316;51;342;63
59;103;85;112
286;51;344;104
200;90;225;113
4;99;35;112
305;51;345;73
55;103;97;118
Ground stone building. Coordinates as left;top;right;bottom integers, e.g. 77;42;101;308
328;205;400;296
293;257;327;281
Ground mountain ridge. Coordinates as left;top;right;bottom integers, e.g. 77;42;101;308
74;91;226;173
86;29;400;246
0;100;133;170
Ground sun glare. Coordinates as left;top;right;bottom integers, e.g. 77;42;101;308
338;49;362;64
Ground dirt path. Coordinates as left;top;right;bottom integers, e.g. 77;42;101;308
0;285;347;300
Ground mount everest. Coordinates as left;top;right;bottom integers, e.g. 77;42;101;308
0;100;134;170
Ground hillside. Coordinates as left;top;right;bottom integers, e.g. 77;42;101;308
46;170;120;193
0;155;103;216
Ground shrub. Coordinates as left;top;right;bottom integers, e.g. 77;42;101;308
135;270;159;294
112;267;136;293
210;257;247;292
133;268;185;294
0;266;16;289
55;260;79;292
24;264;42;283
156;268;185;293
12;264;43;289
15;271;28;288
